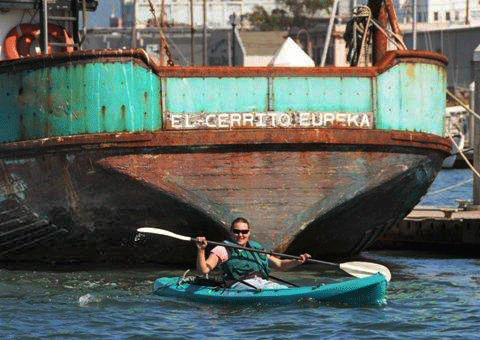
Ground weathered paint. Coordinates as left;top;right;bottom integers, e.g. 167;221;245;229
165;112;374;130
0;129;452;156
376;62;447;134
164;76;373;129
0;50;447;143
0;61;161;142
272;76;372;112
0;49;451;265
165;77;268;113
0;126;449;263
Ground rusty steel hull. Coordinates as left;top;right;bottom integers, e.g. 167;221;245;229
0;0;451;266
0;43;450;266
0;128;449;265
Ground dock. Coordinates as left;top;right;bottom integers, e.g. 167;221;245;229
370;205;480;256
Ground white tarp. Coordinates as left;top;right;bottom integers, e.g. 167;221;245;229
269;37;315;67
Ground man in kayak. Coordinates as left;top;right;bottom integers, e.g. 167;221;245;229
195;217;311;289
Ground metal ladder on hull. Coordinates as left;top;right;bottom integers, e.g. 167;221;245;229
0;0;98;53
0;197;67;258
39;0;98;52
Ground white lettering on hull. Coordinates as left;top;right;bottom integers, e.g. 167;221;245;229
167;112;374;130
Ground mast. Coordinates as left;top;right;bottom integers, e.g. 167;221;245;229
160;0;166;65
412;0;417;49
466;0;470;25
203;0;207;65
131;0;137;48
190;0;194;65
321;0;339;66
385;0;401;37
40;0;48;53
367;0;388;64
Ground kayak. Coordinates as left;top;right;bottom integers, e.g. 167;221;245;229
153;273;388;306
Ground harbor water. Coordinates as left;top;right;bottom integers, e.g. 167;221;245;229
418;168;473;207
1;169;479;339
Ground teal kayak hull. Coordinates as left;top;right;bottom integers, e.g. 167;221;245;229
153;274;388;306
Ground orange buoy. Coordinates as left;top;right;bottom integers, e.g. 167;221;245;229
3;23;74;59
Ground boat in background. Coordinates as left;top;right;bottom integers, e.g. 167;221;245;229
442;105;469;168
0;0;450;266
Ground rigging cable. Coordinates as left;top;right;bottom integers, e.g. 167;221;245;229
445;90;480;180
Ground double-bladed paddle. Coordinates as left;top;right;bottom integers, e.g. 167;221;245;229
137;227;392;282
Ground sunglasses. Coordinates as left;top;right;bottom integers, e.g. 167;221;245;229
232;229;250;235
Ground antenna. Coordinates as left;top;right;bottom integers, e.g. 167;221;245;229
110;0;115;17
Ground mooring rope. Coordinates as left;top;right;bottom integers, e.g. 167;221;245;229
425;178;473;197
346;5;407;66
147;0;174;66
369;17;407;50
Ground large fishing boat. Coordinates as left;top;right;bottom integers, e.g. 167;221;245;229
0;0;450;265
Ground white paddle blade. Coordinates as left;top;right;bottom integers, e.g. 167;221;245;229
137;228;193;242
339;261;392;282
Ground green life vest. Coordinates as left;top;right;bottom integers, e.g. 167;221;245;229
221;240;270;281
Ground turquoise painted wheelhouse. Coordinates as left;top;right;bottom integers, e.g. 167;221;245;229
376;62;446;134
0;52;446;143
0;61;162;142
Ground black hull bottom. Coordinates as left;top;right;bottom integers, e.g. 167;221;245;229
0;141;446;267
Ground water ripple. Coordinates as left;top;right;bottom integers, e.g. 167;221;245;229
1;250;480;339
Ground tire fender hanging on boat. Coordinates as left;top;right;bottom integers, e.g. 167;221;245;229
3;23;74;59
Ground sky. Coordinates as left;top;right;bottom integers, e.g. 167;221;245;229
89;0;122;28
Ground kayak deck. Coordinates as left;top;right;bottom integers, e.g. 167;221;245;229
153;274;388;306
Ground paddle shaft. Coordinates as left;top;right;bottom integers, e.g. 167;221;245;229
197;238;338;268
136;227;391;281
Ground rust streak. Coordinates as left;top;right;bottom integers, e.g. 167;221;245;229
62;158;79;214
0;129;452;156
0;160;14;196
